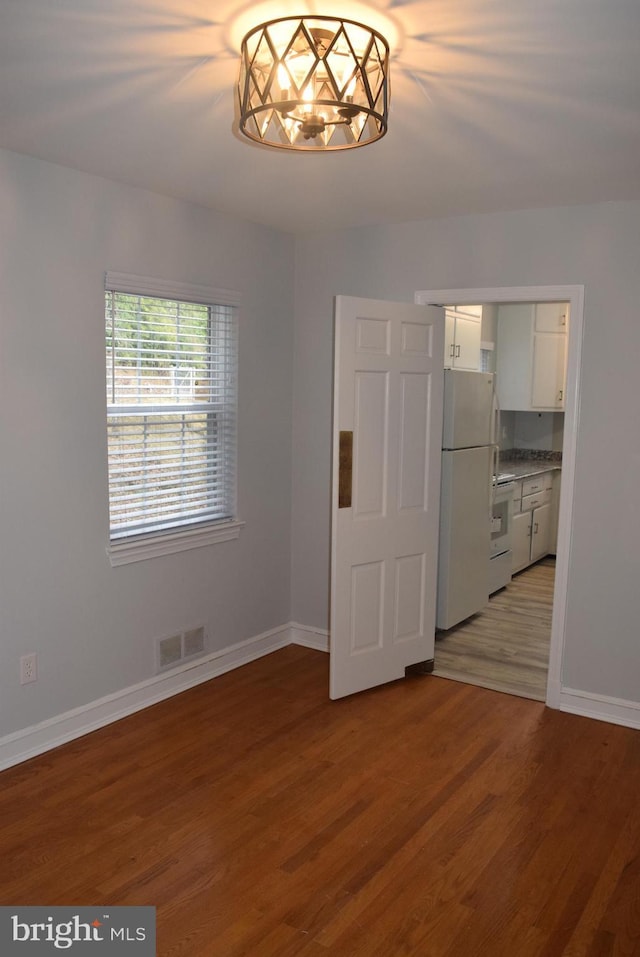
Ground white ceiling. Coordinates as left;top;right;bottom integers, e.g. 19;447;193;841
1;0;639;233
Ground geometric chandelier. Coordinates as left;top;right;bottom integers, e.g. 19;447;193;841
238;16;390;151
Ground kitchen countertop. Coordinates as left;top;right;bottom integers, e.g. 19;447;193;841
497;457;562;483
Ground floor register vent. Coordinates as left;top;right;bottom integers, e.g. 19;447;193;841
156;626;206;672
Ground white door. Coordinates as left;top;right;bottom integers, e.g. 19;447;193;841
330;296;445;699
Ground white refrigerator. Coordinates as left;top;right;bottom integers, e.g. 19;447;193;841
436;369;494;630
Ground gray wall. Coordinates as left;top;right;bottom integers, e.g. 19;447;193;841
291;201;640;704
3;144;638;740
0;148;295;738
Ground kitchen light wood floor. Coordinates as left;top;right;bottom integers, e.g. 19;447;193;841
2;644;640;956
434;557;555;701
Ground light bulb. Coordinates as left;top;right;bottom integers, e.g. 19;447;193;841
302;84;314;115
277;64;291;93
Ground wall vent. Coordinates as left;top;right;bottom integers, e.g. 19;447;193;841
156;626;207;673
158;634;182;669
183;626;205;658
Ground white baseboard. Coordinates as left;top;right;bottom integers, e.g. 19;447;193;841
4;624;639;772
559;687;640;730
0;625;292;772
290;622;329;653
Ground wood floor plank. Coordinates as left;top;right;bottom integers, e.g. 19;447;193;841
562;808;640;957
434;557;555;700
1;644;639;956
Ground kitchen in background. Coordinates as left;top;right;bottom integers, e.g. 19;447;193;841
434;300;568;700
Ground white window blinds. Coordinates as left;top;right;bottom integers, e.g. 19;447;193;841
105;275;238;541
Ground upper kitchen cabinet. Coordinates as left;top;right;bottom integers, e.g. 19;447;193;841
496;302;569;411
534;301;569;333
444;305;482;370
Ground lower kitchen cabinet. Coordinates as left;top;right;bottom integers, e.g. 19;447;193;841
512;510;534;572
511;473;556;573
529;502;552;563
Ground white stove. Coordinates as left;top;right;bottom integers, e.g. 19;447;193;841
489;481;515;594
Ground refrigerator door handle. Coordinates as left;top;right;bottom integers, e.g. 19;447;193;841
491;390;501;450
491;389;501;498
490;444;499;512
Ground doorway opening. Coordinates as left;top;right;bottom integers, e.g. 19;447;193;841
415;285;584;708
433;555;556;700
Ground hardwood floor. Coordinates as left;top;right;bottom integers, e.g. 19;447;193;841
434;557;555;701
2;644;640;956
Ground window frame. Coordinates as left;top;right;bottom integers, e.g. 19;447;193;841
104;272;243;566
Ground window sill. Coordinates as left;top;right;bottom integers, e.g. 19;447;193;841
107;520;245;567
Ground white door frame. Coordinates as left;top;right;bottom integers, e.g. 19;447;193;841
415;285;585;709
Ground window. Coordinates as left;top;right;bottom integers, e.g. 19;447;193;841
105;273;240;563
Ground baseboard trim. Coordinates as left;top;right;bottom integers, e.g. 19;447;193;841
0;625;291;772
559;687;640;730
290;622;330;653
5;626;639;772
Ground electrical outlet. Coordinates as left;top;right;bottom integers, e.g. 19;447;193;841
20;653;38;685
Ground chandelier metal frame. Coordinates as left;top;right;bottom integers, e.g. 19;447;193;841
238;15;390;151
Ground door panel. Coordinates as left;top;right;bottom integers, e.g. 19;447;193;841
394;553;426;642
356;316;391;353
398;372;430;510
353;371;388;518
350;561;384;652
330;296;445;699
